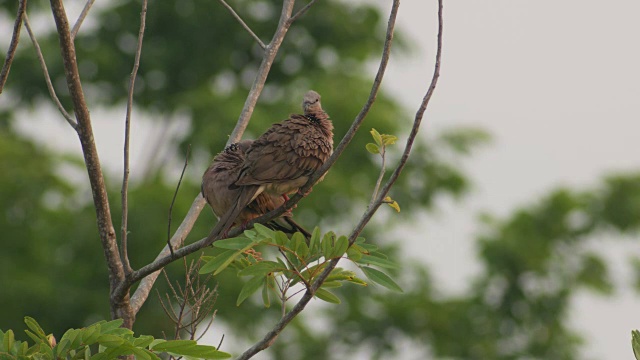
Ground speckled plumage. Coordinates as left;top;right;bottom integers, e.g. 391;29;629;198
210;90;332;237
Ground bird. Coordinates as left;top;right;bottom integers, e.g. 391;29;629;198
211;90;333;238
201;140;310;237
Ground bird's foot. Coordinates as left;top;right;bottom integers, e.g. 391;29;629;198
282;194;298;209
297;187;313;197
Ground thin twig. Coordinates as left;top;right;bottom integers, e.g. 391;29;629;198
235;0;443;357
23;14;77;129
227;0;296;144
217;334;225;351
217;0;266;49
167;144;191;257
0;0;27;94
121;0;148;275
288;0;318;24
70;0;96;40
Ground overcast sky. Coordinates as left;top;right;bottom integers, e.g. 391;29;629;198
6;0;640;358
387;1;640;359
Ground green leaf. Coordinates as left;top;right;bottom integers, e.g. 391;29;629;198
262;278;271;308
383;196;401;212
632;330;640;360
315;288;341;304
320;281;343;288
254;223;275;239
326;269;357;282
23;330;40;346
365;143;379;154
151;340;196;352
55;339;71;357
96;334;124;348
309;227;321;252
237;261;281;277
321;232;335;259
199;250;240;275
213;237;253;250
243;229;258;240
274;231;289;246
361;267;403;292
348;276;368;286
60;328;83;350
346;247;362;261
24;317;46;339
356;254;399;269
97;319;124;334
292;232;309;258
370;128;382;146
330;236;349;259
236;276;265;306
133;335;154;349
130;347;153;360
81;324;101;345
167;344;231;359
3;329;14;353
380;134;398;145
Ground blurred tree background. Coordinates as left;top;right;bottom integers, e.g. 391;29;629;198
1;0;639;359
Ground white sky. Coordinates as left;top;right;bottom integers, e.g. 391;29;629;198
387;1;640;359
5;0;640;359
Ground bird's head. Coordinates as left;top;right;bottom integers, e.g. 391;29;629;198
302;90;322;113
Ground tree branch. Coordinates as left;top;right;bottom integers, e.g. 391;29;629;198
236;0;443;357
23;14;77;129
217;0;266;50
288;0;318;24
48;0;131;326
124;0;297;315
228;0;295;144
70;0;96;40
0;0;27;94
121;0;148;276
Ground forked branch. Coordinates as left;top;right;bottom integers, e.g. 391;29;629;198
236;0;443;358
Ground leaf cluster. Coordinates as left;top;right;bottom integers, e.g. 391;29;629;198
0;317;230;360
199;224;401;308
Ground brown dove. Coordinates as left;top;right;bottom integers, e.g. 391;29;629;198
212;90;333;237
201;140;310;236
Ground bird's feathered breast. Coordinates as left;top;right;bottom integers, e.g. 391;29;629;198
233;112;333;190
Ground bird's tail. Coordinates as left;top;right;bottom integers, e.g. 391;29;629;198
205;185;259;245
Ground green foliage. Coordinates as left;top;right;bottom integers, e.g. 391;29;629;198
0;317;230;359
200;224;399;307
632;330;640;360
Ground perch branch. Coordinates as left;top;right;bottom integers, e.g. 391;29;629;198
217;0;266;49
0;0;27;94
236;0;443;358
121;0;148;276
49;0;130;326
125;0;297;314
70;0;96;40
23;14;77;129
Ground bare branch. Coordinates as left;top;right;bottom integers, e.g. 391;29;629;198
228;0;296;144
0;0;27;94
70;0;96;40
49;0;130;326
125;0;298;314
167;144;191;256
121;0;148;276
23;14;78;129
289;0;318;24
217;0;266;49
236;0;445;357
